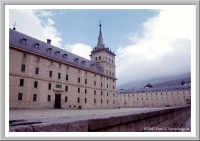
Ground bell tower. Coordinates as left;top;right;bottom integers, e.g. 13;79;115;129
90;22;116;79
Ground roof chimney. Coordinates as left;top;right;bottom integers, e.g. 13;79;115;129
47;39;51;44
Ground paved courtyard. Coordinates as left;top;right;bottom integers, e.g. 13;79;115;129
10;107;166;120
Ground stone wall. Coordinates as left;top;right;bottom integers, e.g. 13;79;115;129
10;106;190;132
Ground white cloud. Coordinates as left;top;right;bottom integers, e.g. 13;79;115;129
35;10;54;17
116;9;192;86
47;18;55;25
65;43;92;60
9;9;62;48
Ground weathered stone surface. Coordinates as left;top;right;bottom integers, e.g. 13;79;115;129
9;106;191;132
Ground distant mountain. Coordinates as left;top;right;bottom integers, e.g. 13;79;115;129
152;77;191;87
116;72;191;90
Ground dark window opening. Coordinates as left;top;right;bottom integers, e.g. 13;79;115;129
85;89;87;94
48;83;51;90
58;73;61;79
78;88;80;93
65;97;68;102
23;53;27;58
18;93;23;100
85;98;87;103
35;68;39;74
78;97;80;103
85;79;87;84
34;81;38;88
21;64;26;72
78;77;80;83
19;79;24;86
49;71;52;77
65;86;68;91
94;99;96;103
47;95;51;101
33;94;37;101
66;75;68;80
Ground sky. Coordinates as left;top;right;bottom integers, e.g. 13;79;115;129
8;6;194;86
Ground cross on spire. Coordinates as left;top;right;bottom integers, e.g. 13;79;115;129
13;21;16;30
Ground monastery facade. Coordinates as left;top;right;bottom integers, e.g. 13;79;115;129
9;24;191;109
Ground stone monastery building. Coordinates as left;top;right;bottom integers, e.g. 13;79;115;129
9;24;191;109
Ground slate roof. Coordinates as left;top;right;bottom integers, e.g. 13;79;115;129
9;28;104;74
117;83;191;94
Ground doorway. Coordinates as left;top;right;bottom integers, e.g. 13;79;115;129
55;94;61;109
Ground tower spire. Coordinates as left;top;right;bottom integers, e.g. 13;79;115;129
97;20;103;46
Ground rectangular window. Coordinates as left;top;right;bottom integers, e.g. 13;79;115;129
33;94;37;101
94;81;96;85
78;77;80;83
107;100;109;104
113;93;115;97
95;57;97;61
36;57;40;62
85;98;87;103
21;64;26;72
65;86;68;91
94;99;96;103
77;97;80;103
113;85;115;89
101;91;103;95
65;97;68;102
107;92;108;96
23;53;27;58
35;68;39;74
85;71;87;75
85;79;87;84
66;75;68;80
66;65;69;70
79;69;81;73
78;88;80;93
34;81;38;88
55;84;62;89
85;89;87;94
113;100;115;104
107;84;108;88
18;93;23;100
50;61;53;65
48;83;51;90
99;56;101;60
59;64;61;68
49;71;52;77
101;83;102;87
58;73;61;79
101;99;103;103
19;79;24;86
47;95;51;101
94;90;96;95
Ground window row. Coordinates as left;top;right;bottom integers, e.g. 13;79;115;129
118;96;190;101
21;64;115;83
18;93;114;105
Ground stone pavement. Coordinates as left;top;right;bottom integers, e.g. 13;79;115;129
10;107;166;121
